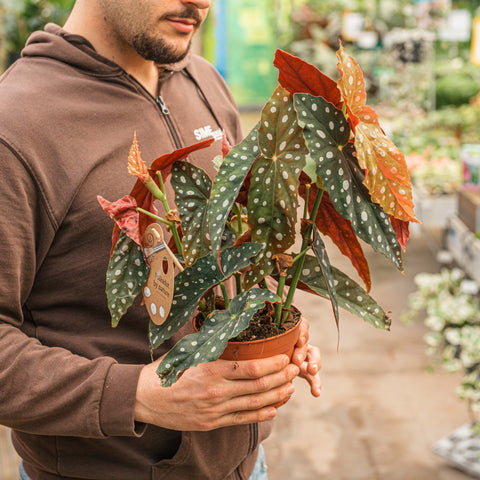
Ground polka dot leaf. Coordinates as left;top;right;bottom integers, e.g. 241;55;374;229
156;288;280;386
245;86;308;288
299;176;372;293
171;160;212;267
106;230;149;328
288;255;391;330
294;93;404;272
208;122;260;255
312;226;339;328
336;45;418;224
149;243;263;349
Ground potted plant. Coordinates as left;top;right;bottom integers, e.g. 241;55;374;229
99;44;419;388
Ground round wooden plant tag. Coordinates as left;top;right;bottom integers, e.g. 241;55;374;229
142;224;175;326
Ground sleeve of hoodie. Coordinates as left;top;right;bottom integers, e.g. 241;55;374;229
0;142;144;438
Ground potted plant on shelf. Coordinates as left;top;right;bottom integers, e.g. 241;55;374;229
98;44;419;388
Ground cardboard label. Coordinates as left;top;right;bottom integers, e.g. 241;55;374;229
142;224;175;326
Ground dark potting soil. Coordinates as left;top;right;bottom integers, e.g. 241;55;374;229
195;302;301;342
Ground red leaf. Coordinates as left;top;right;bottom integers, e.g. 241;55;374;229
221;130;232;158
110;138;215;256
299;174;372;293
274;49;343;108
389;216;410;251
98;195;142;246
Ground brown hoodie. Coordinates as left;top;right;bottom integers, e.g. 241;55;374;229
0;24;271;480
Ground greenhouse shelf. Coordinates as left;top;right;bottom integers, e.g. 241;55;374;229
445;215;480;285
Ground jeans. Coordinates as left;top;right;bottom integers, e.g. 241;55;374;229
249;444;268;480
19;460;30;480
19;446;268;480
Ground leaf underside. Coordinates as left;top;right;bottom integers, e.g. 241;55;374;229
106;230;149;327
156;288;280;386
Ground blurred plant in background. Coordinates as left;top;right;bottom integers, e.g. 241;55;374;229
0;0;74;70
403;269;480;428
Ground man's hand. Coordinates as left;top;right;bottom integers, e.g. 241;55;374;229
291;318;322;397
135;354;299;431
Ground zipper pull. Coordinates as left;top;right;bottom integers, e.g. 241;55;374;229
156;95;170;115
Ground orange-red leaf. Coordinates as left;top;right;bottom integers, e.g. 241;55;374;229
110;138;215;255
390;216;410;251
336;43;419;226
98;195;142;246
274;49;343;108
298;174;371;293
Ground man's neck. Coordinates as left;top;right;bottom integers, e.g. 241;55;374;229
63;2;160;97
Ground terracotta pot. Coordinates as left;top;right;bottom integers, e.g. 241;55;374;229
220;318;302;362
195;311;302;408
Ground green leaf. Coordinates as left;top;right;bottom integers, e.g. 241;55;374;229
171;161;212;267
149;242;263;348
208;122;260;255
156;288;280;386
312;226;339;328
289;255;391;330
244;86;309;288
106;230;149;327
294;93;403;272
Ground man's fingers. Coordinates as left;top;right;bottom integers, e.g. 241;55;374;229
221;354;290;381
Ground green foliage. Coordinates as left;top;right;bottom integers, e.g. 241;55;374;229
3;0;74;61
294;92;403;271
157;288;280;386
289;254;391;330
171;161;212;267
436;74;480;109
149;243;263;349
106;231;149;327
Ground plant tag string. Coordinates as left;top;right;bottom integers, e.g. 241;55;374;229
142;223;179;326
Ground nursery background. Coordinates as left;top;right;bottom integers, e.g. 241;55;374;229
1;0;480;479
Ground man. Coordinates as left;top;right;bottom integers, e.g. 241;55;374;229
0;1;321;479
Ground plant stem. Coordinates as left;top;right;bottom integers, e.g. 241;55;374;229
234;272;243;296
136;208;171;226
156;171;167;196
303;184;311;219
220;282;230;309
275;273;287;326
283;189;324;314
136;207;183;255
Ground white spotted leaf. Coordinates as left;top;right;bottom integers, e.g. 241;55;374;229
171;161;211;266
156;288;280;386
149;243;263;348
336;45;417;224
312;226;339;328
288;255;391;330
244;86;309;289
106;230;149;327
294;93;403;272
208;122;260;255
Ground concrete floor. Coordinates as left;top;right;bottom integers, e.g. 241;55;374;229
263;230;473;480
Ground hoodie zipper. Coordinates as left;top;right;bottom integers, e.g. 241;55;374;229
155;94;183;150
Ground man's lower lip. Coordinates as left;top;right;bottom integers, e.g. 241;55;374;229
166;19;195;33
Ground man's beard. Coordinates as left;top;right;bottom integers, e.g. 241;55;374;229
132;33;191;65
131;6;200;65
